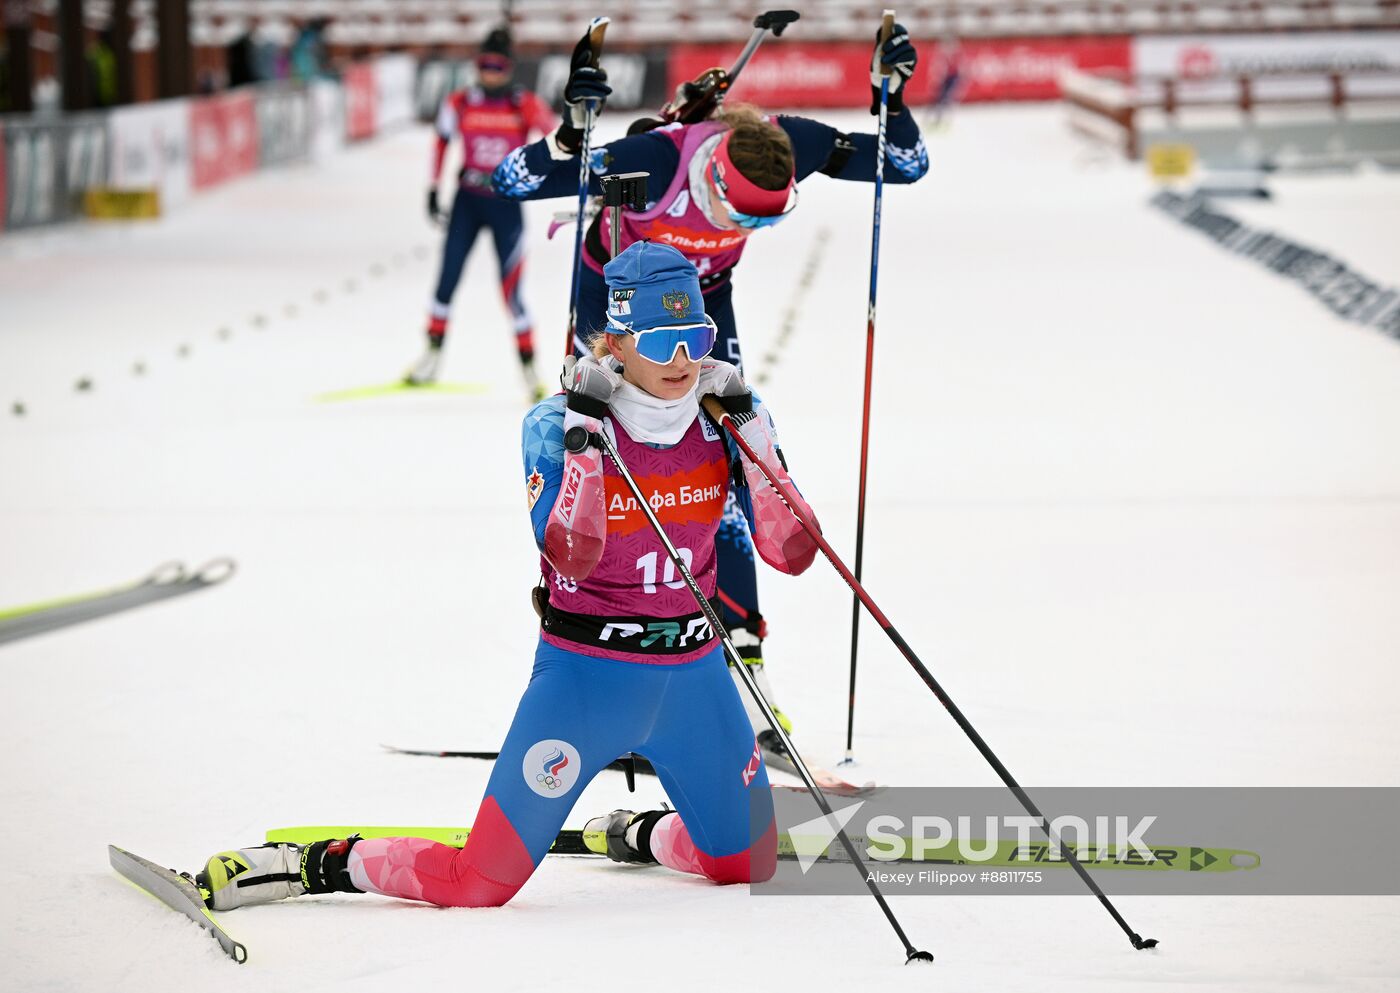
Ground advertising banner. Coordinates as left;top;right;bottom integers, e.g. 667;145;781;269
64;114;108;196
669;43;862;108
2;114;110;230
310;78;345;161
1135;32;1400;80
670;37;1130;107
536;53;652;111
1;119;56;229
416;52;661;126
255;84;311;167
415;61;467;122
190;91;259;191
110;100;191;207
373;54;417;131
344;62;376;140
941;36;1132;103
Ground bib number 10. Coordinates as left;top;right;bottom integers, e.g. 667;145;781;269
636;549;693;594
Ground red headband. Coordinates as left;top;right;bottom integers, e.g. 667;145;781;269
710;130;796;217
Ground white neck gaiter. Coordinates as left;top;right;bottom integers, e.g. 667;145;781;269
610;378;699;446
687;132;728;229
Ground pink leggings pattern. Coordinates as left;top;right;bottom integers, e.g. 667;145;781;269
347;800;775;908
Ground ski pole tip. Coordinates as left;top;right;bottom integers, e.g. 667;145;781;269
1132;935;1160;950
906;949;934;964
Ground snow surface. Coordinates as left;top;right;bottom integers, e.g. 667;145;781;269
2;106;1399;992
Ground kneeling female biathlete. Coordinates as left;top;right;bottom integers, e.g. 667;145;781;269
197;241;823;910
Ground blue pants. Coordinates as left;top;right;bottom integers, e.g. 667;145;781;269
487;640;773;867
346;639;775;907
577;268;764;645
431;189;534;358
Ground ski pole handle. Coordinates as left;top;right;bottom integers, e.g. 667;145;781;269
878;11;896;77
582;16;609;116
585;16;608;68
728;9;801;93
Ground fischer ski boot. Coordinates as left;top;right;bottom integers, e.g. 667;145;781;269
197;838;362;910
404;337;443;386
582;809;672;864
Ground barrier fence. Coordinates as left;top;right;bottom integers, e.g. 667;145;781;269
1;53;414;234
1063;32;1400;163
8;32;1400;232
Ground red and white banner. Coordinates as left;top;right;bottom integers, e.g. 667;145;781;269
936;36;1132;103
669;37;1131;108
110;100;192;207
670;43;868;108
344;63;377;141
1134;32;1400;80
190;92;258;191
373;54;417;131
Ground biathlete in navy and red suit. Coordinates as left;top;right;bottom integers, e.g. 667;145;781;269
407;27;558;397
490;19;927;733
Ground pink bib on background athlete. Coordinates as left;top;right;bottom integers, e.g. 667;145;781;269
587;122;753;286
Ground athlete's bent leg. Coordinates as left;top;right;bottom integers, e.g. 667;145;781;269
348;641;645;907
637;646;778;884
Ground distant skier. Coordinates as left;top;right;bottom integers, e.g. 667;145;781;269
408;26;557;400
925;34;965;128
199;243;821;909
492;18;926;753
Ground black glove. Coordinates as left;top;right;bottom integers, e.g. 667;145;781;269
870;22;917;115
554;28;611;156
427;188;442;224
563;29;611;126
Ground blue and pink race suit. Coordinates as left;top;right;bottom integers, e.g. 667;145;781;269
492;111;926;643
427;85;556;356
344;394;819;906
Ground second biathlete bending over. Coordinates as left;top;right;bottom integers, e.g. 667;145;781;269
492;20;926;757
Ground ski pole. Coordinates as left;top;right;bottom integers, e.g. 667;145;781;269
564;16;609;358
699;395;1160;952
728;10;800;86
663;10;799;124
566;420;933;965
844;8;895;768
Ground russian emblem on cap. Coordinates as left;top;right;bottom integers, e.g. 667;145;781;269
661;290;692;319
